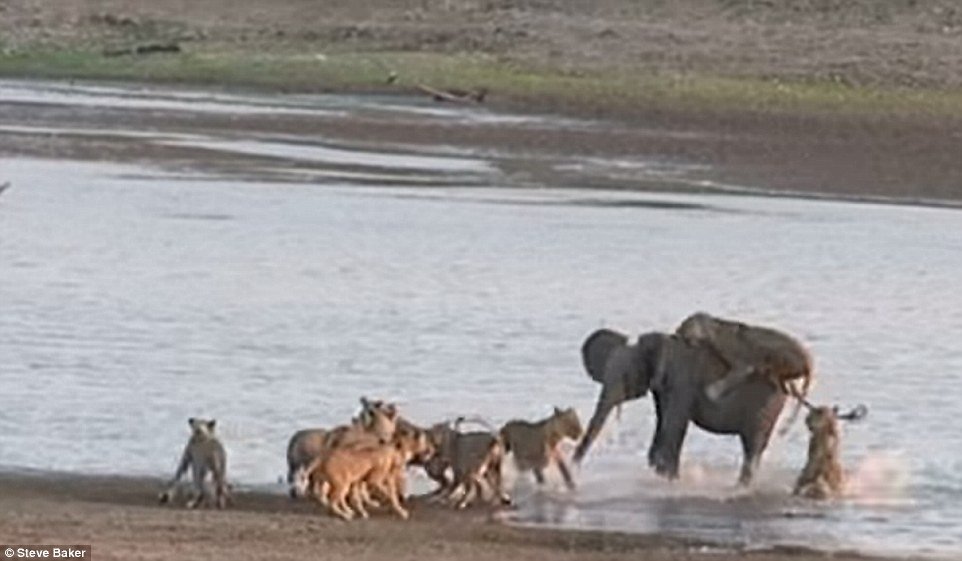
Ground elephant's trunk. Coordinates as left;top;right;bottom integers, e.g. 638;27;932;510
574;397;616;463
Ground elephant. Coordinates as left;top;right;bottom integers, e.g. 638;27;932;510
573;328;788;485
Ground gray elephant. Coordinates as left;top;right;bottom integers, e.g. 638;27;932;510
573;328;788;485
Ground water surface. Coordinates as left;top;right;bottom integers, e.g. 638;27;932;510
1;81;960;559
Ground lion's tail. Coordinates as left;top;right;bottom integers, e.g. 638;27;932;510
453;415;496;433
498;426;512;453
779;366;815;436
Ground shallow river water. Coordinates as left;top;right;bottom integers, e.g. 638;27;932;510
1;81;960;558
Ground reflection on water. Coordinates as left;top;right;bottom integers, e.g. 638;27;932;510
1;85;962;559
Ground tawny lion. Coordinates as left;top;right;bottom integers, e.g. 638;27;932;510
426;419;511;509
286;397;398;498
675;312;813;402
793;404;866;500
675;312;815;433
307;422;433;520
500;407;583;490
159;418;230;509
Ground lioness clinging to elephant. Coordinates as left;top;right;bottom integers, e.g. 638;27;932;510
675;312;813;403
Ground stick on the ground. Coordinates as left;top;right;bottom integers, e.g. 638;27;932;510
0;182;10;197
103;43;181;57
416;84;486;104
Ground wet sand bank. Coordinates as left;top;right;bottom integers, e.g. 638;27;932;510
0;471;913;561
1;80;961;206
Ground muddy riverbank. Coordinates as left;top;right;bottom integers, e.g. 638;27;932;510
1;1;962;201
1;80;961;203
0;472;917;561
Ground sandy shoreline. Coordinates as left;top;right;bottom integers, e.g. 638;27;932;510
0;470;921;561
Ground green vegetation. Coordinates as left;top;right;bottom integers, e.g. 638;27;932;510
2;47;961;119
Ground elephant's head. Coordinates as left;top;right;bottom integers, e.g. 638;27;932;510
574;329;669;463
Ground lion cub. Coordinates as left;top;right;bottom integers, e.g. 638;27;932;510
794;406;846;499
159;418;230;509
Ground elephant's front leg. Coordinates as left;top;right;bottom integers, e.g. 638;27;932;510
649;394;690;480
647;396;665;468
555;455;576;491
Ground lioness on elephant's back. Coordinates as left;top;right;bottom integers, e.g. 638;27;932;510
675;312;814;402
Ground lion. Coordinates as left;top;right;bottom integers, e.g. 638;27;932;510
332;398;440;507
350;399;460;500
390;416;441;499
307;419;434;520
286;397;398;498
286;428;328;497
426;419;511;509
500;407;583;490
794;406;846;499
158;418;230;509
794;403;867;499
675;312;813;404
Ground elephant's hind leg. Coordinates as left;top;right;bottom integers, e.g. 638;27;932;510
738;431;769;486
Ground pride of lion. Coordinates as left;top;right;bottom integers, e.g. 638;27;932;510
158;312;867;519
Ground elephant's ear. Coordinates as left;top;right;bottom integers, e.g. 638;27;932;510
582;328;629;383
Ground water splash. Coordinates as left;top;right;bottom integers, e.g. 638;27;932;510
847;450;911;505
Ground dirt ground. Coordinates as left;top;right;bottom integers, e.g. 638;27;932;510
3;0;962;89
0;472;918;561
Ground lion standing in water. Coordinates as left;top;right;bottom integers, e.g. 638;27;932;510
500;407;583;490
794;406;846;499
